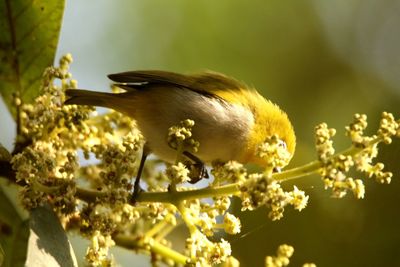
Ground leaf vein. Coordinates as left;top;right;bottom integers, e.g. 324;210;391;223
16;4;61;47
5;0;22;92
20;41;55;78
13;0;35;21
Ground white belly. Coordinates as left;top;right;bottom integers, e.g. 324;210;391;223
131;87;254;164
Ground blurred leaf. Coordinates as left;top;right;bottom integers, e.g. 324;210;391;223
0;243;4;266
0;0;65;118
25;205;78;267
0;143;11;161
0;186;29;267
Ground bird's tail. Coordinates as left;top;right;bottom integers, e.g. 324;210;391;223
65;89;117;108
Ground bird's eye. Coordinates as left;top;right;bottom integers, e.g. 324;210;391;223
278;140;287;150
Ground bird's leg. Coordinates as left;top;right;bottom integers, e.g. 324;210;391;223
131;143;150;204
183;151;209;184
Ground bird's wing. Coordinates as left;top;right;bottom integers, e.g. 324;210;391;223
107;70;246;95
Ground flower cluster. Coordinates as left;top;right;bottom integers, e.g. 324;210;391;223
85;230;116;266
317;112;399;198
211;160;247;185
167;119;211;185
11;142;77;213
167;119;199;154
265;244;316;267
10;54;91;213
10;54;147;265
166;193;238;265
265;244;294;267
315;123;336;162
93;132;141;198
223;212;242;235
256;135;292;174
185;231;232;266
240;174;308;220
239;138;309;220
166;162;190;184
351;112;397;184
19;55;94;146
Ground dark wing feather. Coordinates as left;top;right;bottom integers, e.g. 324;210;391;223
107;70;246;93
108;70;189;86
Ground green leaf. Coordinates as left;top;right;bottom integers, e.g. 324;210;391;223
0;185;29;267
0;185;78;267
0;0;65;118
0;143;11;161
26;205;78;267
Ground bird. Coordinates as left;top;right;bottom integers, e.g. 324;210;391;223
64;70;296;199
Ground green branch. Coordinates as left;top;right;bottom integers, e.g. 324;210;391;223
113;234;188;265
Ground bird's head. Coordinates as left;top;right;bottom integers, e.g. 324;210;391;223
239;91;296;169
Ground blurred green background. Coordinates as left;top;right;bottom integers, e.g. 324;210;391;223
2;0;400;266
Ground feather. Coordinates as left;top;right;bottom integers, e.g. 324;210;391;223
108;70;246;95
65;89;119;108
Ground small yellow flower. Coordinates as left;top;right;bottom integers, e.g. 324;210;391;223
223;213;241;235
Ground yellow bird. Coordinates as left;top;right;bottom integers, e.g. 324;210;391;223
65;71;296;197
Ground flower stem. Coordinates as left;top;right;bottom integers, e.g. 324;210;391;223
113;234;188;265
75;187;106;202
273;137;382;182
150;239;188;265
145;217;172;239
272;160;321;182
154;223;177;242
136;184;239;204
177;201;198;235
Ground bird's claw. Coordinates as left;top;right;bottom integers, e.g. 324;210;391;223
187;162;208;184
